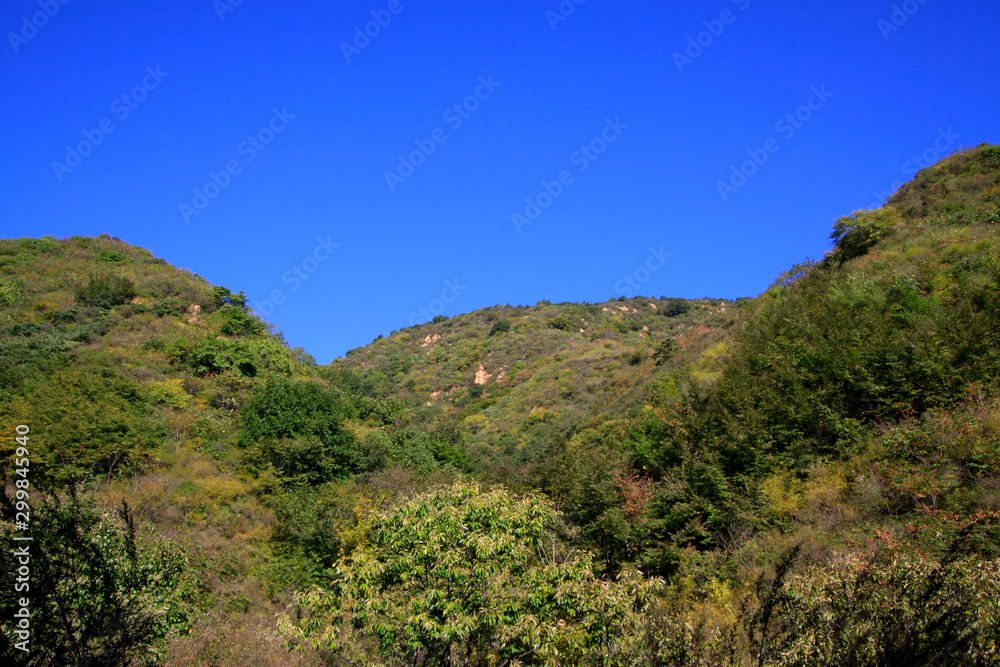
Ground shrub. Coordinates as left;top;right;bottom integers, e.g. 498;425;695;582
239;377;370;483
0;489;189;666
827;207;901;264
75;275;137;309
548;315;573;331
661;298;691;317
488;318;510;337
152;298;185;316
760;544;1000;665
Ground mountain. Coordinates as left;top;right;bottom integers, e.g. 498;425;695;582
1;143;999;665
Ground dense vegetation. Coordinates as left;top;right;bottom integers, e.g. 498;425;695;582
2;143;999;665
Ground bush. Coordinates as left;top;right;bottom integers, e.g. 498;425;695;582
152;298;185;316
75;275;137;309
548;315;573;331
239;377;369;483
661;298;691;317
827;207;901;264
0;489;189;666
488;318;510;336
759;541;1000;666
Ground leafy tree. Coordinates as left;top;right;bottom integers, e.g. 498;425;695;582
0;488;189;666
239;376;371;483
827;207;901;264
215;304;266;337
279;482;662;666
171;336;292;378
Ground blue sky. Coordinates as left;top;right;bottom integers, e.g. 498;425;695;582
2;0;998;362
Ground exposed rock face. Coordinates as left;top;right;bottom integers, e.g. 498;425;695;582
474;364;491;385
422;333;441;347
186;303;202;324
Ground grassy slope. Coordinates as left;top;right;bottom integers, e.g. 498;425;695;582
329;296;734;438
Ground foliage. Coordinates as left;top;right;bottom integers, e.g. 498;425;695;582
0;367;166;484
171;336;293;378
488;318;511;336
661;298;691;317
755;524;1000;666
239;376;371;483
75;275;137;309
0;488;189;666
279;482;662;666
827;207;901;264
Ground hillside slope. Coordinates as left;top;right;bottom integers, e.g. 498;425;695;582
329;296;734;440
1;143;999;665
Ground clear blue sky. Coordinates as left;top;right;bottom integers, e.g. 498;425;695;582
2;0;998;362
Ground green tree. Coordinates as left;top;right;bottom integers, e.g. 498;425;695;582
239;376;371;483
661;298;691;318
279;482;661;666
0;488;189;666
827;207;901;264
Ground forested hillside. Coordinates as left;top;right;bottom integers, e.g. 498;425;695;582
2;144;1000;666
